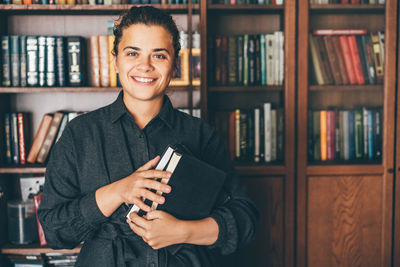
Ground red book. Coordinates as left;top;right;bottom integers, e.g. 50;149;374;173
313;29;367;36
327;110;336;161
17;113;30;165
347;35;365;85
341;0;349;3
339;36;357;85
33;194;47;246
351;0;360;3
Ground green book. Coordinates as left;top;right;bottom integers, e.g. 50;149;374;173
10;36;20;87
20;36;27;87
260;34;267;85
228;36;237;85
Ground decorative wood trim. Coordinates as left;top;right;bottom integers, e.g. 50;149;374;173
307;164;383;176
1;244;81;255
234;165;286;176
309;85;383;92
208;85;283;92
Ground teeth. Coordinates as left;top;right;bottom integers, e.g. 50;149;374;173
135;77;154;83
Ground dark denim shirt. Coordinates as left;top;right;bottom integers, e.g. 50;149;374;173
38;91;259;267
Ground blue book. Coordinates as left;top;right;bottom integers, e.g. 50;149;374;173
348;110;355;160
367;110;374;160
10;35;20;87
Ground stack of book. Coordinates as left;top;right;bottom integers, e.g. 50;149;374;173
308;107;382;162
3;113;31;165
309;29;385;86
1;35;86;87
214;104;284;164
310;0;385;4
213;0;283;4
211;32;284;86
45;253;78;267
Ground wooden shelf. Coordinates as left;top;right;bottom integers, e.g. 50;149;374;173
208;4;283;12
0;4;199;14
310;4;385;13
0;86;195;93
306;164;383;176
208;85;283;92
0;166;46;174
309;85;383;92
234;164;286;176
1;244;81;255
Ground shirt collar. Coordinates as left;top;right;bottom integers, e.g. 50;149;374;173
110;90;176;129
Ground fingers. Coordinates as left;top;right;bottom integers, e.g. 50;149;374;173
141;178;171;193
126;217;146;237
145;210;163;220
129;212;149;229
137;156;161;171
141;169;172;181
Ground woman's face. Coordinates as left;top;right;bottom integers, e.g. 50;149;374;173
113;23;175;104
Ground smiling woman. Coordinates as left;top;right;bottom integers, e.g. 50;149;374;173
38;6;258;267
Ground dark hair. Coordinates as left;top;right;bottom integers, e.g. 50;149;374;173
113;6;181;63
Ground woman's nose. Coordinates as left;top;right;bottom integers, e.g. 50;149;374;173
136;56;153;72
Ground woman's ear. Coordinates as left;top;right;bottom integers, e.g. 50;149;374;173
112;54;119;74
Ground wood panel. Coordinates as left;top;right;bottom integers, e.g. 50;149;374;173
307;176;382;267
241;176;284;267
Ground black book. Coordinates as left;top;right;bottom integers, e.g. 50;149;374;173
66;37;86;86
126;145;227;221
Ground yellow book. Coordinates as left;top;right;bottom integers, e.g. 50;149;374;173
320;110;327;161
108;35;117;87
66;0;75;4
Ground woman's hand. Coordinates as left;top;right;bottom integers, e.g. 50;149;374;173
127;210;220;250
95;156;172;217
127;210;187;249
116;156;172;212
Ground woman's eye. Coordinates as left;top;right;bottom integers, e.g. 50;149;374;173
154;54;166;59
127;52;137;56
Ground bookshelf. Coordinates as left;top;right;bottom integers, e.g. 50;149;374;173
201;0;295;266
297;1;397;267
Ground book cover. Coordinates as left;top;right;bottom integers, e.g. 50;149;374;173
370;32;384;84
246;110;255;162
348;110;355;160
235;109;241;159
4;113;12;164
27;114;53;164
26;36;39;87
339;35;357;85
236;35;244;85
331;36;349;85
243;34;249;86
239;111;247;161
313;111;321;161
10;35;20;87
347;35;365;85
36;112;64;164
17;113;30;165
354;109;363;159
266;34;275;86
1;36;11;87
309;35;325;85
323;36;342;85
320;110;327;161
10;113;20;165
20;36;27;87
228;36;237;85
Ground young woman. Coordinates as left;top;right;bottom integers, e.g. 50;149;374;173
38;6;258;267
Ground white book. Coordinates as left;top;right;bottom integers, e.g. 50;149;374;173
271;109;277;161
126;146;175;219
264;103;271;162
266;34;275;86
254;108;260;163
278;31;284;85
342;111;349;160
276;0;283;4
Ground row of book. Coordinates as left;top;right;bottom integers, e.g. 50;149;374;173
7;253;78;267
215;104;284;163
308;108;382;162
2;111;81;165
213;0;283;4
2;0;198;4
310;0;385;4
309;29;385;86
211;32;284;86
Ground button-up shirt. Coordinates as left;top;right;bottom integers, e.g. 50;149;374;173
38;92;259;267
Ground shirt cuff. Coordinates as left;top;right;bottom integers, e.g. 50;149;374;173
79;190;108;227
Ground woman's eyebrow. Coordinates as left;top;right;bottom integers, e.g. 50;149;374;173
122;46;170;54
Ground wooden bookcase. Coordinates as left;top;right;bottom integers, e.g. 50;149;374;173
297;1;397;267
201;1;296;266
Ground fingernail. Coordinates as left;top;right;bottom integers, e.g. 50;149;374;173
160;197;164;203
165;186;171;192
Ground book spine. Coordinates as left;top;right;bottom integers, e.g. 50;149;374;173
361;35;377;85
33;194;47;246
266;34;274;86
278;32;284;85
17;113;29;165
335;109;340;160
320;110;327;161
4;114;12;164
243;34;249;86
36;112;64;164
260;34;266;85
240;112;247;161
108;35;117;87
248;35;256;85
309;35;325;85
323;36;342;85
235;109;241;159
10;113;19;165
90;36;101;87
46;37;56;87
20;36;27;87
315;36;334;85
228;36;237;85
367;110;374;160
313;29;368;35
355;35;370;85
331;36;349;85
215;36;222;85
348;110;355;160
255;35;261;85
347;35;365;85
271;109;277;161
254;108;260;163
313;111;321;161
339;35;357;85
236;35;244;85
27;114;53;163
56;37;66;87
342;111;349;160
308;111;314;161
27;36;39;87
370;32;384;84
67;37;85;86
246;110;254;161
98;36;110;87
327;110;335;160
363;108;369;159
354;109;363;159
274;31;281;85
38;36;46;87
55;113;68;143
228;111;235;161
10;36;20;87
374;109;382;160
1;36;11;87
264;103;271;162
221;36;228;86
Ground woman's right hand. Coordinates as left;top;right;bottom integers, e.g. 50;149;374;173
95;156;172;217
116;156;172;213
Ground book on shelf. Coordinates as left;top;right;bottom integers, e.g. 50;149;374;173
126;144;227;221
310;30;384;86
66;36;86;86
308;107;382;162
36;112;64;164
1;36;11;87
17;112;31;165
27;113;53;164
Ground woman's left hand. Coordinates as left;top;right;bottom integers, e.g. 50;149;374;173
127;210;187;249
